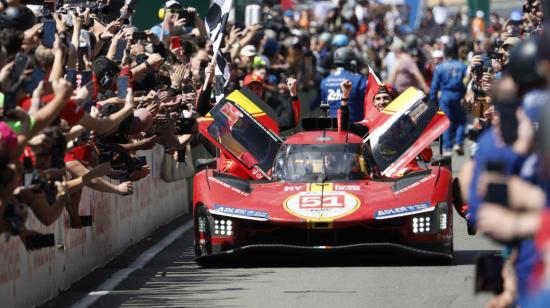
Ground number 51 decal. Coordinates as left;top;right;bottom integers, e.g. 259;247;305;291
299;194;345;208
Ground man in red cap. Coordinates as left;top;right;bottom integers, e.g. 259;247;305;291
243;73;265;99
242;73;301;131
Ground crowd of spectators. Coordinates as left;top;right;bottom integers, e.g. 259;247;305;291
1;0;550;306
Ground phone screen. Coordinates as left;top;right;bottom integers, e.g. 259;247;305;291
2;92;17;113
23;157;34;187
42;20;57;48
114;39;128;62
81;70;93;86
66;69;77;87
484;183;509;206
9;53;29;89
117;76;129;98
496;102;519;145
23;68;45;94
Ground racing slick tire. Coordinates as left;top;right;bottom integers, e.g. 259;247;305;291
194;204;213;257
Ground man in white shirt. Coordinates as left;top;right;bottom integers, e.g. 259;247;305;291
432;0;448;26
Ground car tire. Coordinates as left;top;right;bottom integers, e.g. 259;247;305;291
194;205;213;257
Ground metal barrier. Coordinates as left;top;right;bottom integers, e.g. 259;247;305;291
0;145;193;308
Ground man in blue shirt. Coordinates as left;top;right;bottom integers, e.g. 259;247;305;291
320;47;367;123
150;1;205;41
429;41;468;156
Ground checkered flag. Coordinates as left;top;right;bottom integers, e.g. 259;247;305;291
206;0;233;102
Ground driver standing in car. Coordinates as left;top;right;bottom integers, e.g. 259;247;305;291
338;80;432;176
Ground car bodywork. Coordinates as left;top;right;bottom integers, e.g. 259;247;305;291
193;87;453;265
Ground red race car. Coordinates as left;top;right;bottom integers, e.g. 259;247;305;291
193;87;452;265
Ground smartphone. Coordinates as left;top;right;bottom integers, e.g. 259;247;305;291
117;76;129;98
26;234;56;250
81;70;93;86
42;19;57;48
170;36;182;49
137;156;147;167
475;254;504;294
484;183;508;207
132;31;147;40
23;157;34;187
2;92;17;114
9;53;30;90
114;39;127;62
66;68;77;87
178;9;193;26
495;99;520;145
79;30;91;49
473;63;483;80
23;68;45;94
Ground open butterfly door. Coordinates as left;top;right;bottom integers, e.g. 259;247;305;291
365;87;450;178
197;88;283;180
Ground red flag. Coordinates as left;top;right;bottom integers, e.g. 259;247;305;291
363;67;382;123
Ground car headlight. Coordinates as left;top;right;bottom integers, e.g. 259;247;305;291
411;202;448;234
412;216;431;233
214;218;233;237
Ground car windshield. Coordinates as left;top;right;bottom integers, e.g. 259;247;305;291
272;143;366;181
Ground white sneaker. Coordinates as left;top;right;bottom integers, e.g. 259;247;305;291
443;150;452;157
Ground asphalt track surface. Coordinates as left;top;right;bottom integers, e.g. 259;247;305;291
42;150;499;308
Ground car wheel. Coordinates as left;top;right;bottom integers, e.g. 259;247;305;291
194;205;213;257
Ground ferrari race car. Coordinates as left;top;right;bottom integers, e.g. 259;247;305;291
193;87;453;265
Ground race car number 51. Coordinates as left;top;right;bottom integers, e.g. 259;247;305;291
284;191;360;220
299;195;345;208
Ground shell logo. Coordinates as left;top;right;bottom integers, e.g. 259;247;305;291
283;191;361;220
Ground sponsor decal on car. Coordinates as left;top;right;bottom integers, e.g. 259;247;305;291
334;184;360;191
394;174;435;194
284;183;361;221
211;205;269;220
284;185;306;192
315;136;333;142
374;202;434;220
209;177;249;196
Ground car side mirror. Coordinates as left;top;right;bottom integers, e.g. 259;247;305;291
195;158;217;170
431;155;451;167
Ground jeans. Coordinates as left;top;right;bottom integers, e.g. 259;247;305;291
439;92;466;150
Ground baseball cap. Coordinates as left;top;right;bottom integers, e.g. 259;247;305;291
240;45;257;57
243;74;264;86
165;0;182;8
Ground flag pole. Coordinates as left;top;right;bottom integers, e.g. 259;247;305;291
202;54;217;92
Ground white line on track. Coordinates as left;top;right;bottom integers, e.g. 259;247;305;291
71;220;194;308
